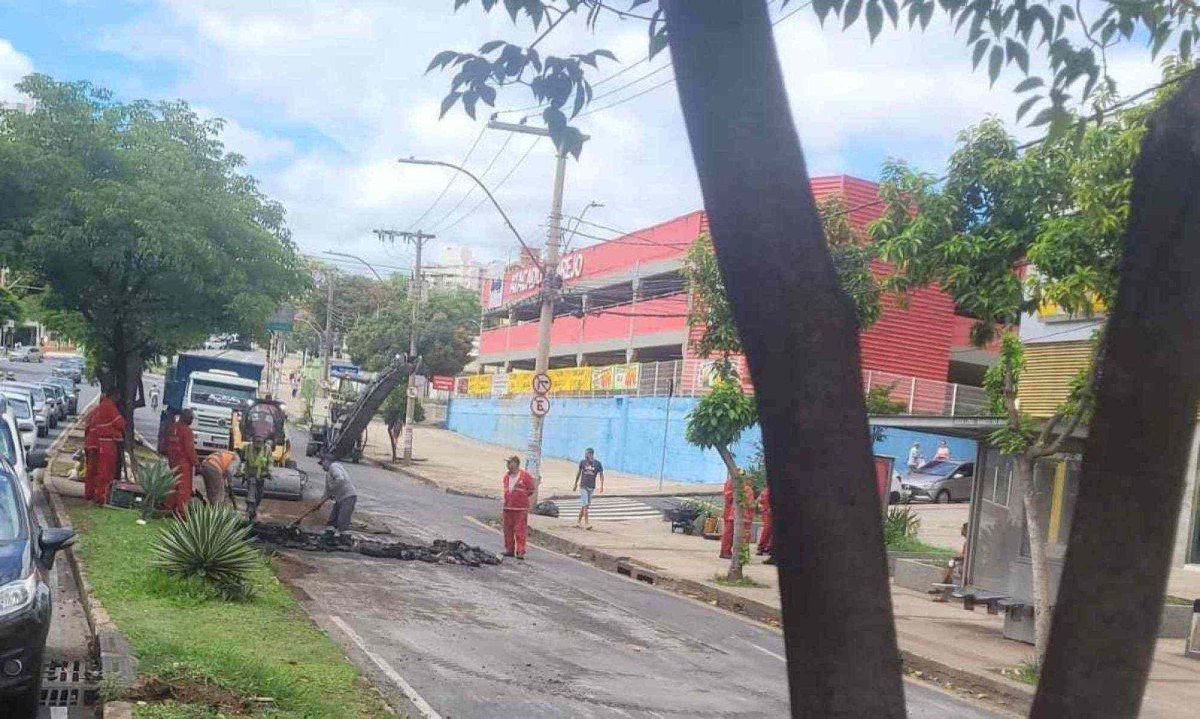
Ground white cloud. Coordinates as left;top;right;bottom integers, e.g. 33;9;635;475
0;38;34;102
89;2;1164;271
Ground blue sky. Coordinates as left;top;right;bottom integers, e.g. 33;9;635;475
0;1;1164;275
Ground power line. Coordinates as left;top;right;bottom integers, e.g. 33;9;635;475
438;136;544;235
430;131;514;233
405;125;487;233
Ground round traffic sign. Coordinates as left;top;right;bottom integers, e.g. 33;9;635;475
530;395;551;417
532;372;552;395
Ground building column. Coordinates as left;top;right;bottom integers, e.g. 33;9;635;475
625;273;641;364
576;293;589;366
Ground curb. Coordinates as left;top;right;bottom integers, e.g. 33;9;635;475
522;524;1034;714
41;408;140;698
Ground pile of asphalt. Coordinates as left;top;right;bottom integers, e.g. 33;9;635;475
250;522;501;567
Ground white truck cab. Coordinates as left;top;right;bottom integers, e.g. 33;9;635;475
182;369;260;453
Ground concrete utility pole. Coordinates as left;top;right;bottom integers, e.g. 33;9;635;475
322;271;335;397
375;228;435;462
487;120;577;493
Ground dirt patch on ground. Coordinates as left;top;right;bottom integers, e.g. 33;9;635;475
124;675;256;715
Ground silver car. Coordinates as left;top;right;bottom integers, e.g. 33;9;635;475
900;459;974;503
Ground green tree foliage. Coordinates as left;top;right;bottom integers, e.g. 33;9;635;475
345;286;480;376
0;76;307;427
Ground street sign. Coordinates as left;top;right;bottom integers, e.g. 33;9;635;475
431;375;455;392
530;395;551;417
266;304;296;333
407;386;418;399
532;372;552;395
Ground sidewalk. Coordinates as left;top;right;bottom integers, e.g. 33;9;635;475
525;511;1200;717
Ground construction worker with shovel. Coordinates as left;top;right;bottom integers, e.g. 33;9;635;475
294;453;358;532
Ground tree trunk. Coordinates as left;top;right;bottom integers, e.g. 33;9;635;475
1016;453;1052;661
1032;74;1200;716
716;444;744;581
662;2;905;716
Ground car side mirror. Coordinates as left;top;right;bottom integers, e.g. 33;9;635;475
39;527;76;570
27;449;48;469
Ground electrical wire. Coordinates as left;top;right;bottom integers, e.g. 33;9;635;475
430;131;515;233
404;125;487;233
438;136;544;235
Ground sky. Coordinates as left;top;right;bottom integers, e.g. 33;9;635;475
0;0;1167;277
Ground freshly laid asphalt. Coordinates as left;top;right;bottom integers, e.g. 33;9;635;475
131;367;1002;718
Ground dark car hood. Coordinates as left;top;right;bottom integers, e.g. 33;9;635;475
0;540;31;585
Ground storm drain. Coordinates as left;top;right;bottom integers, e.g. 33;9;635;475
40;659;100;709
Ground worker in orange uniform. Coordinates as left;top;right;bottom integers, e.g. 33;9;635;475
501;455;536;560
719;473;754;559
85;388;126;505
756;485;775;565
165;409;200;518
199;449;239;505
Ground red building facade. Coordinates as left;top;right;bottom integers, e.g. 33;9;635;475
478;175;991;387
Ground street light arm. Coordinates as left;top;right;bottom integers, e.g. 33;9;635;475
325;250;384;282
397;157;545;274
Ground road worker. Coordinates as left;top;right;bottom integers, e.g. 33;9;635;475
501;456;536;559
165;409;199;518
84;387;126;505
199;449;239;505
719;473;754;560
757;485;774;564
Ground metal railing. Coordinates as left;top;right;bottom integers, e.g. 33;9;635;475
455;359;991;417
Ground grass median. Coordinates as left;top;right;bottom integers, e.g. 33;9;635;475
67;503;394;718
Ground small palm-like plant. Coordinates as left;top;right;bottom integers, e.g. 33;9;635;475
151;504;259;595
137;459;177;519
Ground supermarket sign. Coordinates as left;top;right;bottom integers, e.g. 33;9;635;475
505;252;586;298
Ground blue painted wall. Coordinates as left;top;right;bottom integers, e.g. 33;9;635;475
447;396;977;484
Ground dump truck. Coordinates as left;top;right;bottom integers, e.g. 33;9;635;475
165;354;264;454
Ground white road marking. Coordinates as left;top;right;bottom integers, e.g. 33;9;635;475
329;615;443;719
736;636;787;662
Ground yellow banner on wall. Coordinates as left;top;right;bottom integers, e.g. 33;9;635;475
508;371;533;394
466;374;494;396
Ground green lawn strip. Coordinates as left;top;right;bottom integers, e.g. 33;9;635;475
67;504;392;718
885;537;955;555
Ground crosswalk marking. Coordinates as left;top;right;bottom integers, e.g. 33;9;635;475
551;496;663;522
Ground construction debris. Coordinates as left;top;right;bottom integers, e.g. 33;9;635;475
250;522;501;567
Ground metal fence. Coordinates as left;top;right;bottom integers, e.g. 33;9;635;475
455;358;992;418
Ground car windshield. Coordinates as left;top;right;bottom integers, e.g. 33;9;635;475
915;460;958;476
0;468;24;543
191;380;257;408
6;385;47;404
3;398;30;420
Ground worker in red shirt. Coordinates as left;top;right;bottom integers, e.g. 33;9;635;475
165;409;200;518
756;485;774;564
501;456;536;559
85;388;126;505
719;473;754;559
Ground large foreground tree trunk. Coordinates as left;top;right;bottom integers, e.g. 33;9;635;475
1015;453;1053;660
1032;74;1200;716
662;2;905;715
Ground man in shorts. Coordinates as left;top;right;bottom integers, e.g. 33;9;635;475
572;448;605;529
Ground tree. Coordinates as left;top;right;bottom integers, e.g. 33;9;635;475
870;69;1179;657
345;285;480;375
0;76;308;436
432;2;1200;714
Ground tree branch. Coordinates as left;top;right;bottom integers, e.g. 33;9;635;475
1034;403;1088;460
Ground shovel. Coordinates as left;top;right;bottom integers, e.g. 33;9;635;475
289;499;326;528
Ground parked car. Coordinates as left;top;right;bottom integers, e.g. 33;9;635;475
44;377;78;414
7;347;41;363
36;385;65;422
0;385;52;436
0;456;73;715
0;410;42;504
0;394;37;453
51;362;81;384
900;459;975;503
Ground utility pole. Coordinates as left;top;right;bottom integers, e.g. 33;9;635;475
375;228;435;462
487;120;580;494
322;271;335;397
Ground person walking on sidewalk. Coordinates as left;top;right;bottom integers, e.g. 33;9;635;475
501;456;535;559
719;473;754;560
572;448;605;529
165;409;199;518
199;449;239;506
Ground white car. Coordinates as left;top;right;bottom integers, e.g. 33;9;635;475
1;393;37;452
9;345;42;363
0;395;43;502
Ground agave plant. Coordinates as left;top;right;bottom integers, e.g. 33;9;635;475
137;459;177;519
151;504;260;593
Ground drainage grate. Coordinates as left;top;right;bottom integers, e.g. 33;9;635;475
40;659;100;708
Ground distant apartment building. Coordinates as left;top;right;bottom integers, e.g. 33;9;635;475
423;245;492;295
